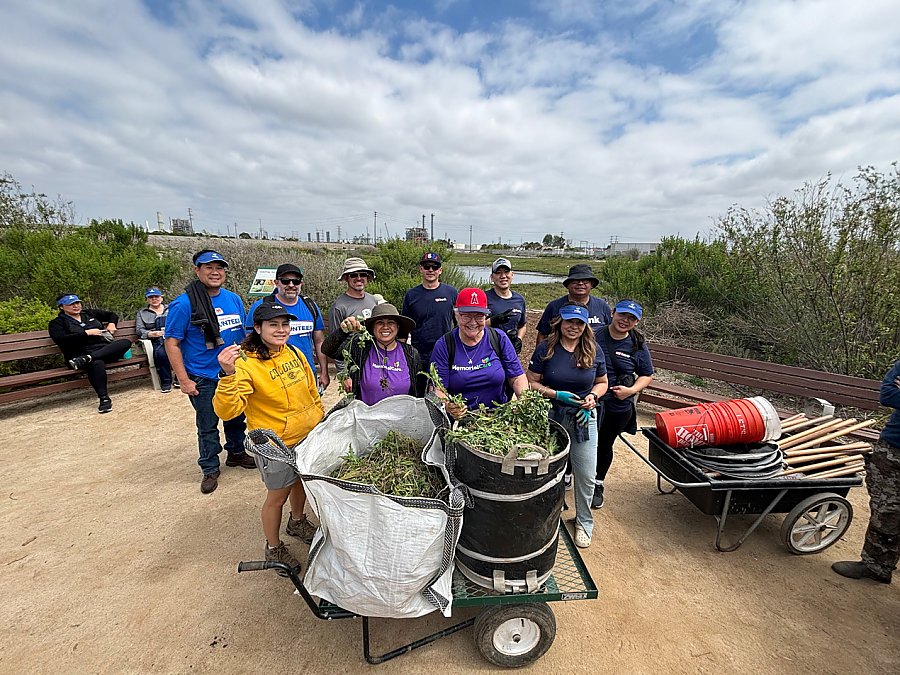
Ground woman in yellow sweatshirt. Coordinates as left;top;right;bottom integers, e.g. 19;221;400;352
214;302;324;574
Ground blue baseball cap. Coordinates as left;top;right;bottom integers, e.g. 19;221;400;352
614;299;643;320
145;287;164;298
57;294;81;306
192;250;228;267
559;304;589;323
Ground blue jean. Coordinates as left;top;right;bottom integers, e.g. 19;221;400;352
188;375;247;476
560;410;598;538
152;341;172;388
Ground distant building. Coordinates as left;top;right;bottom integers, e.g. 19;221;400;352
405;227;428;243
605;242;658;257
171;218;193;235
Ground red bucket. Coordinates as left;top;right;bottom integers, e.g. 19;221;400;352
655;398;767;449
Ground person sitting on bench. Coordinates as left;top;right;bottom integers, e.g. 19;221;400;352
48;294;132;413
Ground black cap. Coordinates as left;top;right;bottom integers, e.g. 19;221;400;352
563;263;599;288
253;302;298;323
275;263;303;279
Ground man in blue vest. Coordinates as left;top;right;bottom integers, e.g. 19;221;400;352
165;249;253;494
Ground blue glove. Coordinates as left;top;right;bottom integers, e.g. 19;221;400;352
555;391;582;407
576;408;591;426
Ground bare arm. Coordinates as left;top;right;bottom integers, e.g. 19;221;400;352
313;329;330;389
165;336;198;396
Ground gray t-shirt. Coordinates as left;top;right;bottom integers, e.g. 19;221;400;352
328;292;378;370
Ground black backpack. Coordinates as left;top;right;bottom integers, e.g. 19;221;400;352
443;326;503;364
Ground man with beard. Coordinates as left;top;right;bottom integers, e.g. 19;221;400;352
246;263;330;393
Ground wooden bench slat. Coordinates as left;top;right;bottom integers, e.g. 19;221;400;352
0;355;148;388
0;363;150;405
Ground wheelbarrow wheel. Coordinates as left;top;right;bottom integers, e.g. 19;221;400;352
780;492;853;555
474;603;556;668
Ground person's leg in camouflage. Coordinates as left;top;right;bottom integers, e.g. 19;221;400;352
832;441;899;583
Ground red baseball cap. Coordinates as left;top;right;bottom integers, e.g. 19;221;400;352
455;287;490;314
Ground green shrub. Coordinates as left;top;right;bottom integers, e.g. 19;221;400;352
368;239;469;307
0;296;57;334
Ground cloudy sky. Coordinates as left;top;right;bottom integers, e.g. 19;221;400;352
1;1;898;246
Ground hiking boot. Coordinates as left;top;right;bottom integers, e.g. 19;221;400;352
98;397;112;414
574;524;592;549
68;354;93;370
831;561;891;584
286;515;316;544
200;471;220;494
265;542;301;577
591;484;605;509
225;453;256;469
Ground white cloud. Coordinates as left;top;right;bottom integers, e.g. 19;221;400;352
0;0;895;245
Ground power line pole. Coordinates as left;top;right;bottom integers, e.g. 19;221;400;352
469;224;473;251
188;208;194;230
430;213;434;242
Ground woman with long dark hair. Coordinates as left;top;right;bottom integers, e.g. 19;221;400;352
213;302;324;575
526;305;608;548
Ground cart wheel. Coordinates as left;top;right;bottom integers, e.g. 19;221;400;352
473;603;556;668
780;492;853;555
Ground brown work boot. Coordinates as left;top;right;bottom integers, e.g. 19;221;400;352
200;471;220;494
225;453;256;469
286;514;316;544
265;541;301;577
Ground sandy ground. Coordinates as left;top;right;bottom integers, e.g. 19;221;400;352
1;374;898;675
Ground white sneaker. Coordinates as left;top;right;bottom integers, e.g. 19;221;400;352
574;524;591;549
564;473;573;490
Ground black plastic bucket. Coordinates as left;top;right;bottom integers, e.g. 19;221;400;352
446;419;569;593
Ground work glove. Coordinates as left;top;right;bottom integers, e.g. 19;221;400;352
555;391;582;407
576;408;591;427
489;309;513;328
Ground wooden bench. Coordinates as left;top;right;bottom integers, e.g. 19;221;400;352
640;343;882;441
0;319;152;405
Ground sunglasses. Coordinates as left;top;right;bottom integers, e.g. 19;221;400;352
278;277;303;285
346;272;369;279
421;264;441;271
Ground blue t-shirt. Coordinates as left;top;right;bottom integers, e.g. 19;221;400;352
165;289;246;380
401;283;458;357
486;289;526;335
246;295;324;375
596;326;654;413
431;328;524;409
879;360;900;448
528;341;606;414
537;295;611;336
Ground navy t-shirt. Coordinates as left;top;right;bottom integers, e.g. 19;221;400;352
596;326;654;413
486;289;526;335
528;341;606;414
401;283;458;357
537;295;611;336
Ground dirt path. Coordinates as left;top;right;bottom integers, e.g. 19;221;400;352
1;380;898;674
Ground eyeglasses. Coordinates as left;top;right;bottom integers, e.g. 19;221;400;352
278;277;303;285
346;272;368;279
421;264;441;271
458;313;486;323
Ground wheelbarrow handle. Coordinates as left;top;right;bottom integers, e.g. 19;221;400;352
238;560;284;573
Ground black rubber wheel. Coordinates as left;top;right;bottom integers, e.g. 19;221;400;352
473;603;556;668
780;492;853;555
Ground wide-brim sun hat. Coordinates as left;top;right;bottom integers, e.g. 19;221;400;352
336;257;375;281
364;302;416;337
563;263;599;288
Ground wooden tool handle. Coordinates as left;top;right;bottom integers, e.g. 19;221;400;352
786;419;876;452
779;453;864;476
779;418;850;449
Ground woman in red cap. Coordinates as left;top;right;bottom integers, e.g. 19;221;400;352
430;287;527;418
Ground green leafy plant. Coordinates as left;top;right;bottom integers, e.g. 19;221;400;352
332;430;443;497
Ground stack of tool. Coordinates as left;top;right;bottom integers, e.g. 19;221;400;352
771;413;874;480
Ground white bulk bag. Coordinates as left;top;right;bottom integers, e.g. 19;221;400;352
248;395;463;619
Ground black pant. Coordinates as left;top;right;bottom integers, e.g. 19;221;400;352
82;339;132;398
596;406;635;482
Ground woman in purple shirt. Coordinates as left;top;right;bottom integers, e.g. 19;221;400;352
321;303;426;404
431;287;528;419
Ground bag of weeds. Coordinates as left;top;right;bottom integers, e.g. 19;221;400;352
247;394;463;619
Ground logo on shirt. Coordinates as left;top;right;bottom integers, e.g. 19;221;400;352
435;297;448;302
452;357;491;372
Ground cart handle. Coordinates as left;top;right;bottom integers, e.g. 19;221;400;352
237;560;357;620
617;433;713;489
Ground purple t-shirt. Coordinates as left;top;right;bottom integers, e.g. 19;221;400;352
431;328;525;409
359;343;410;405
